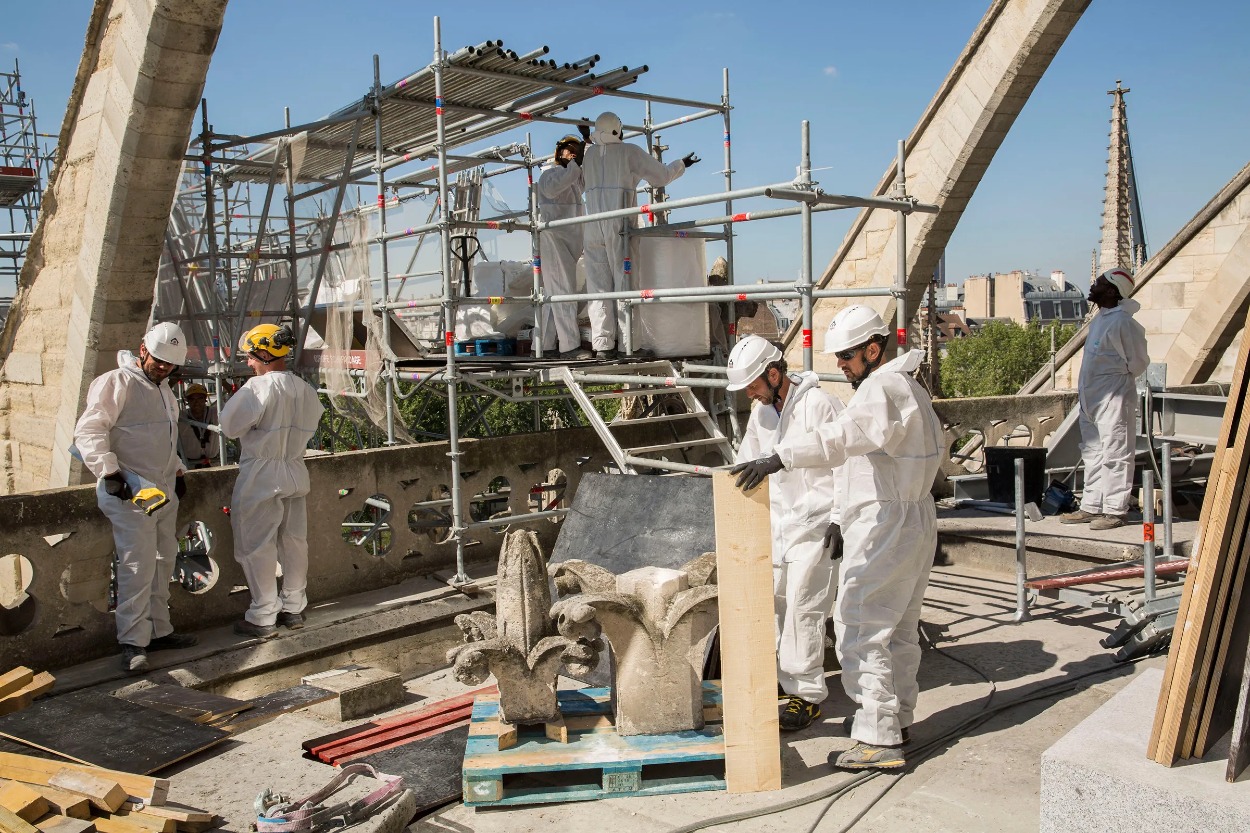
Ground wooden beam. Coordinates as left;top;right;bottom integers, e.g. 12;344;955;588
46;774;125;815
0;805;39;833
0;675;56;717
0;672;34;701
0;754;166;806
712;472;781;793
24;787;90;821
34;817;95;833
0;782;48;822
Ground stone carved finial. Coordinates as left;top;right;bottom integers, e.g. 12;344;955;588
446;529;599;725
549;552;719;736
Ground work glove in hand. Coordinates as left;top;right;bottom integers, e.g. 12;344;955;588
823;521;843;560
175;475;187;500
729;452;783;491
577;121;592;143
682;152;701;168
103;471;133;502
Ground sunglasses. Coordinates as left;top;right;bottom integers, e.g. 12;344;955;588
833;347;863;362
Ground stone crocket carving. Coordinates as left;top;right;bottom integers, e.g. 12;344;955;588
550;552;719;736
446;529;598;725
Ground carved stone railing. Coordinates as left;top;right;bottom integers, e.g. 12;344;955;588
931;392;1079;489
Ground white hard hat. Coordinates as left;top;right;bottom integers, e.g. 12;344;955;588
1100;268;1135;298
593;111;622;144
726;335;782;391
823;305;890;354
143;321;188;365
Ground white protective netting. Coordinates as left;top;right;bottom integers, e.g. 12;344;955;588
319;213;413;443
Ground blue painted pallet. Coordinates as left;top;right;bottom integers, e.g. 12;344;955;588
462;681;726;807
454;337;516;357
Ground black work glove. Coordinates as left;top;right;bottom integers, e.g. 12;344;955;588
823;522;843;560
577;121;592;143
103;472;133;502
175;475;187;500
682;152;700;168
729;453;783;491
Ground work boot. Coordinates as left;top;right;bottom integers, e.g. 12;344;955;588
627;348;656;360
1060;509;1098;524
831;741;906;771
1089;513;1127;531
841;717;910;745
233;619;277;638
120;645;149;675
276;611;305;630
147;632;199;651
558;348;594;361
779;695;821;732
594;349;621;360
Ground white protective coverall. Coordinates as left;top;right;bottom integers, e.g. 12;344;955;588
74;351;183;648
775;350;946;747
735;371;843;703
536;160;585;354
220;371;325;626
581;136;685;351
1078;299;1149;515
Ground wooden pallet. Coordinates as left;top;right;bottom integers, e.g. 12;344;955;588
462;682;726;807
454;337;516;357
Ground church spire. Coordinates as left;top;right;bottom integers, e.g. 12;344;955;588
1098;80;1148;274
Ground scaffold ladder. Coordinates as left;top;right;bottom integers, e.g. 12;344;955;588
551;361;734;475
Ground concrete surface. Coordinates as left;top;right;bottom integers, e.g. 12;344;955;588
413;565;1166;832
1040;667;1249;833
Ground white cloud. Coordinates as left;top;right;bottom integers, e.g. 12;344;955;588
1;43;18;52
823;66;838;78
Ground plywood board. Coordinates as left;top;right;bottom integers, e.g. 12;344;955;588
114;687;249;726
213;686;333;734
0;692;227;776
711;472;780;793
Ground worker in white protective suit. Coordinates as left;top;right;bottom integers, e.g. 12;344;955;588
731;305;946;772
220;323;325;638
178;383;219;469
1061;268;1150;531
74;322;199;674
728;336;844;731
536;134;592;360
581;111;699;359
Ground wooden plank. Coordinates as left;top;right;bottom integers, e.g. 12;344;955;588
24;786;90;820
34;817;95;833
47;773;125;814
0;673;33;701
0;676;53;719
115;806;210;825
0;753;164;806
0;691;227;776
90;817;169;833
711;472;780;793
0;806;39;833
1227;637;1250;781
95;811;173;833
0;782;47;822
114;688;248;726
1150;306;1250;764
1193;525;1250;755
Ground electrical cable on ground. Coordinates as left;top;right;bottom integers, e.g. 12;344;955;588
666;627;1156;833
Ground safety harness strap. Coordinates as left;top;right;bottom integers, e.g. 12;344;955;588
254;763;404;832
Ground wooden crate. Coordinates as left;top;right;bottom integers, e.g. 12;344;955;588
462;682;726;807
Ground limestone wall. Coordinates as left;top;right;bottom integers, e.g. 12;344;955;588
0;0;228;494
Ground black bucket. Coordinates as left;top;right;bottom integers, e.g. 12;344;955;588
985;446;1048;506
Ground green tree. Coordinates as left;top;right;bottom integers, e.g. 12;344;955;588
940;320;1076;398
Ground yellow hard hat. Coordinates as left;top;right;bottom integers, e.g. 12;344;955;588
239;323;294;358
184;383;209;398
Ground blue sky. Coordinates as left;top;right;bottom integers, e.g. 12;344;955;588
5;1;1249;298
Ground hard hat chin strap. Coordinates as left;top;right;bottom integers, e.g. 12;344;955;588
249;351;280;365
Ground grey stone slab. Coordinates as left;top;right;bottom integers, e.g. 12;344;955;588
1040;668;1250;833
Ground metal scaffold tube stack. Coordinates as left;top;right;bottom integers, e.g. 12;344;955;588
150;16;937;585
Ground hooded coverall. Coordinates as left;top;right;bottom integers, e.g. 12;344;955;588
581;135;685;351
220;371;325;626
1078;299;1150;516
735;371;843;703
536;160;585;354
74;351;183;648
775;350;946;747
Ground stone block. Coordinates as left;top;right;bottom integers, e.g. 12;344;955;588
1040;668;1250;833
304;666;404;721
1;353;43;385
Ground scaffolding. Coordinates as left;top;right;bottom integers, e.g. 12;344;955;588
152;17;937;584
0;60;53;302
